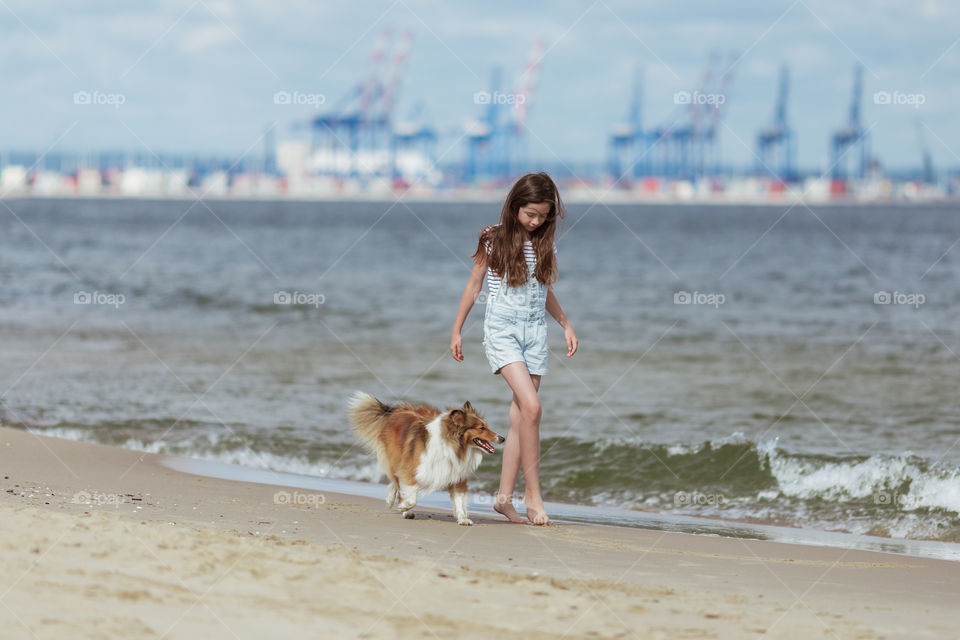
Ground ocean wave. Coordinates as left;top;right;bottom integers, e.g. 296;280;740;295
20;424;960;541
532;434;960;542
759;439;960;514
26;425;384;483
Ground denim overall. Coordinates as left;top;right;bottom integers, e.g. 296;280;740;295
482;259;549;375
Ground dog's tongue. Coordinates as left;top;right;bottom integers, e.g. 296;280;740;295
473;438;495;453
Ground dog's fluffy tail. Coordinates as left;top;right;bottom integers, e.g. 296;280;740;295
347;391;392;452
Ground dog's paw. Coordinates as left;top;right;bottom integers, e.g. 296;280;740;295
457;518;474;526
402;510;416;519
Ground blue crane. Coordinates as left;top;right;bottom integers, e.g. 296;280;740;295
698;51;736;178
308;29;414;182
606;66;645;186
635;50;734;181
308;29;391;180
830;65;869;181
464;67;504;184
755;65;795;182
463;41;545;184
390;101;438;186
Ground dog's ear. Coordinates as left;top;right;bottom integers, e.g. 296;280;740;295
449;409;466;427
462;401;474;413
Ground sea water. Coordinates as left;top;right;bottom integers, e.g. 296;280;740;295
2;197;959;543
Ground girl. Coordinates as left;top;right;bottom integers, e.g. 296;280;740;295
450;172;578;526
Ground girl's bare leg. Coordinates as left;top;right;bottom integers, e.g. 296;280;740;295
493;392;526;523
496;362;549;525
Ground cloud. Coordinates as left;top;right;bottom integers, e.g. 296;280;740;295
178;24;235;54
0;0;957;170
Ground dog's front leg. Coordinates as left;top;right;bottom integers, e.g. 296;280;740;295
450;480;472;526
398;482;418;519
386;480;398;508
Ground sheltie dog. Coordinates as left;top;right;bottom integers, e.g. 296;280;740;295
348;391;504;525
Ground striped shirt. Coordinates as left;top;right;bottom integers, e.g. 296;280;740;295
482;225;556;301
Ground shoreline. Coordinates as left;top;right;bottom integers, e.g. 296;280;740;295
2;192;958;207
159;452;960;563
1;426;958;638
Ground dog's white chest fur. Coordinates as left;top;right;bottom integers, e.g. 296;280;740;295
414;414;483;493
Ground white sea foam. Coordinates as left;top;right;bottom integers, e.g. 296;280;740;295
758;439;960;516
30;427;385;483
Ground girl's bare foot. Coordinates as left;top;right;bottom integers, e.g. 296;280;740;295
524;494;550;526
493;495;526;524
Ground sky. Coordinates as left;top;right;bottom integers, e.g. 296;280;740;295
2;0;958;174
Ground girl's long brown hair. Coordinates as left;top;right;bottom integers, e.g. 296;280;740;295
472;172;566;287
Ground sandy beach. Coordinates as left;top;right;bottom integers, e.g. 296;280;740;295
0;427;955;639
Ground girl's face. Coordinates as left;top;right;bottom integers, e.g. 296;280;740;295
517;202;552;234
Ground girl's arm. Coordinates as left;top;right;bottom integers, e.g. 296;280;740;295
450;253;488;362
547;286;578;358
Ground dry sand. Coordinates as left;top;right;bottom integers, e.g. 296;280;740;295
0;426;957;639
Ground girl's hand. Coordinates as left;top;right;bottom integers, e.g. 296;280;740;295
450;332;464;361
564;324;578;357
